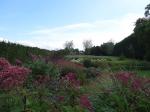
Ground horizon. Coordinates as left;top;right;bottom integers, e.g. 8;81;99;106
0;0;149;50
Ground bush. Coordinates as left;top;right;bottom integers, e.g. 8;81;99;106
85;67;101;78
83;59;93;68
25;60;60;79
91;72;150;112
118;54;126;61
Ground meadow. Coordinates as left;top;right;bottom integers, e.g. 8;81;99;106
66;55;150;77
0;54;149;112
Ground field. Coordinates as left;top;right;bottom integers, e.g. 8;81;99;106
66;55;150;76
0;55;150;112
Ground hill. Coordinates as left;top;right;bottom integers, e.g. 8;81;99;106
0;41;51;63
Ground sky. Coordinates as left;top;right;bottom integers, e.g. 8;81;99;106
0;0;149;50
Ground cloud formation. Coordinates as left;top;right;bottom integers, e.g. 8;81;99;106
17;13;142;50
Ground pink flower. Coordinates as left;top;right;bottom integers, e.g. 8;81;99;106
115;72;134;85
0;58;11;70
29;53;38;61
131;78;142;91
65;73;77;81
57;96;65;102
15;59;22;66
0;58;31;90
54;59;84;70
64;73;81;87
34;75;50;86
115;72;150;94
80;95;93;112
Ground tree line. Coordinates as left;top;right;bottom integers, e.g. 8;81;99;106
0;41;50;63
113;3;150;61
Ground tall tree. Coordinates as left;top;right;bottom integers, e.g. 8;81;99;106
64;40;74;50
145;4;150;17
83;40;93;55
101;41;114;56
83;40;93;50
64;40;74;54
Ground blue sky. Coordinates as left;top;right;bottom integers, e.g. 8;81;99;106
0;0;149;49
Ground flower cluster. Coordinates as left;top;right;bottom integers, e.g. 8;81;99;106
63;73;81;87
115;72;134;85
0;58;31;90
15;59;22;66
115;72;150;93
79;95;93;112
54;59;84;70
0;58;10;70
34;75;50;87
57;95;65;102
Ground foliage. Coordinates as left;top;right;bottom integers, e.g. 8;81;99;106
0;41;50;63
90;72;150;112
113;4;150;61
83;59;93;68
83;41;114;56
0;58;30;90
100;41;114;56
25;60;60;78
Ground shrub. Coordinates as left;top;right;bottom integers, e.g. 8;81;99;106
0;58;30;90
118;54;126;61
25;60;60;79
90;72;150;112
83;59;93;68
85;67;101;78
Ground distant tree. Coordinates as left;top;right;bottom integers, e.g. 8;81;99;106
64;40;74;54
83;40;93;50
90;46;104;56
83;40;93;55
64;40;74;50
101;41;114;56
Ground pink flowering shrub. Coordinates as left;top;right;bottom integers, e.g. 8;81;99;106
15;59;22;66
54;59;84;76
54;58;84;69
0;58;10;70
62;72;81;87
115;72;150;93
79;95;93;112
0;58;30;90
34;75;51;87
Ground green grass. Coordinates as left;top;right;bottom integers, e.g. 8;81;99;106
66;55;118;60
134;70;150;77
66;55;150;77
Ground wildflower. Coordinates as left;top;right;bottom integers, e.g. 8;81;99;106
34;75;50;86
0;58;31;90
0;58;10;70
80;95;93;112
57;95;65;102
64;73;81;87
115;72;134;85
15;59;22;66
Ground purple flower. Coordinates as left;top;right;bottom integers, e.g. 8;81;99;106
64;73;81;87
0;58;31;90
15;59;22;66
80;95;93;112
115;72;134;85
131;78;142;91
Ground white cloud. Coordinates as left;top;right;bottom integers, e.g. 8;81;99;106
0;37;9;42
18;13;142;50
0;37;4;41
